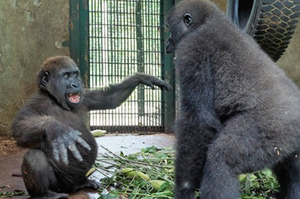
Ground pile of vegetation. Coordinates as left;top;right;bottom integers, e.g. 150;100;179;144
95;146;280;199
0;188;26;198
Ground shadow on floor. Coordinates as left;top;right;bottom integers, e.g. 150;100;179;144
0;133;175;199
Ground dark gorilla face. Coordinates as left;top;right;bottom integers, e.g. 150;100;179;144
59;68;83;108
38;56;83;110
165;12;193;54
165;0;211;54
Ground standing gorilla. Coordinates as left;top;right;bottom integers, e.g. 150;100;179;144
11;56;172;199
166;0;300;198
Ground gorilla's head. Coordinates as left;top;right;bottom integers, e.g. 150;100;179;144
165;0;216;53
37;56;83;110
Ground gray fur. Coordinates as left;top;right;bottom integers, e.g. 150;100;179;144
166;0;300;198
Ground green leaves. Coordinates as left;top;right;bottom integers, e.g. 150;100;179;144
239;169;279;199
0;188;27;197
95;146;279;199
97;146;174;199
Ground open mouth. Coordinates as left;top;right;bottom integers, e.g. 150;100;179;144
67;93;81;104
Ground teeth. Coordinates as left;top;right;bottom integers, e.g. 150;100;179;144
68;93;80;103
69;93;80;97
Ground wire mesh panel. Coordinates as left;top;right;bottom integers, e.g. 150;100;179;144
89;0;165;133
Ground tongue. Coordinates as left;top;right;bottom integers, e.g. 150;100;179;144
69;93;80;103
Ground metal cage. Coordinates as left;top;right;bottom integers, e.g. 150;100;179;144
70;0;175;133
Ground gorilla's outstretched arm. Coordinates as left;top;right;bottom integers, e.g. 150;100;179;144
82;72;172;110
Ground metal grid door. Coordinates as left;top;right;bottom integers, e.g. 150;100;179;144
89;0;166;133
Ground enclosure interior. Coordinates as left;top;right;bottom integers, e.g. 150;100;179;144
88;0;168;133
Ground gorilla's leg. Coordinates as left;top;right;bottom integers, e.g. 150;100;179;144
175;133;204;199
175;118;219;199
22;150;68;199
199;114;300;199
273;150;300;199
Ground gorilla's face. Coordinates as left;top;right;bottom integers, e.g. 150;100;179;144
39;57;84;110
59;68;83;108
165;0;212;54
165;12;193;54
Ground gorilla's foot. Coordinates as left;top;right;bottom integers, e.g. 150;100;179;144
76;179;101;190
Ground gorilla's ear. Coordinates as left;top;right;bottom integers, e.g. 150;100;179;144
183;13;193;27
41;71;50;87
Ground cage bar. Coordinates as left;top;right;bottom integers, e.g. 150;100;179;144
88;0;166;133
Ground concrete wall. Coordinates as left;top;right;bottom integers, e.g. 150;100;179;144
277;24;300;86
0;0;69;135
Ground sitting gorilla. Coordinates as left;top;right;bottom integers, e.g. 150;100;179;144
166;0;300;199
10;56;172;199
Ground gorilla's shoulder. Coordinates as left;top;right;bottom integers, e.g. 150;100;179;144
21;93;57;114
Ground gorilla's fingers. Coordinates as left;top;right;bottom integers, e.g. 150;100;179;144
160;82;172;91
150;79;172;91
144;81;155;89
150;83;155;89
166;83;173;91
65;130;87;162
52;143;60;162
77;137;91;151
70;146;83;162
59;142;68;166
68;144;77;151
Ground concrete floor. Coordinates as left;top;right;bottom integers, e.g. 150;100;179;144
0;134;175;199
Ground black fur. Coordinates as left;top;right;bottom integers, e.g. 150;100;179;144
10;56;172;199
166;0;300;198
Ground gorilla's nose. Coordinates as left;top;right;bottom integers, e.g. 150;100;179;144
70;81;80;88
165;38;174;54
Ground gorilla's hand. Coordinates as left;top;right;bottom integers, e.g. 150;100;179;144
51;130;91;165
135;72;173;91
46;122;91;165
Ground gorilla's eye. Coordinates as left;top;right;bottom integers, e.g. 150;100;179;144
74;72;79;77
63;73;70;79
183;13;193;27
